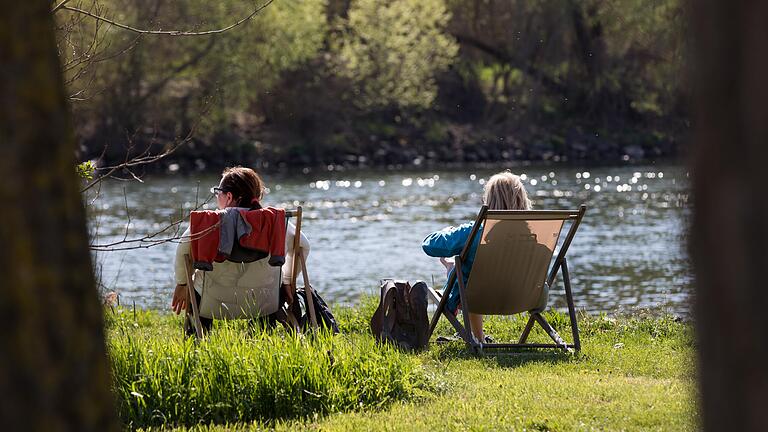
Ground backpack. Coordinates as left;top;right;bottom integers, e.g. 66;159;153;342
292;286;340;333
370;279;429;351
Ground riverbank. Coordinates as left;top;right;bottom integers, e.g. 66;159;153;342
88;122;686;177
108;299;696;431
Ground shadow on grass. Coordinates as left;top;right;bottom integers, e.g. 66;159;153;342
429;341;576;368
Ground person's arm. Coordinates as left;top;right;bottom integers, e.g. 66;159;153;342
421;222;473;258
282;221;310;285
171;226;191;314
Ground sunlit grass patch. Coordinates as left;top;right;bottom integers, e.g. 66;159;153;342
106;310;432;429
106;301;696;431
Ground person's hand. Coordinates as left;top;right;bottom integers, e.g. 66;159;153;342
171;284;189;315
280;283;295;304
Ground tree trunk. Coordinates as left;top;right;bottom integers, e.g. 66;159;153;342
691;1;768;430
0;1;119;430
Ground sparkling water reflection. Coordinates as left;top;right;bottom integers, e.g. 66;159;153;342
90;164;691;315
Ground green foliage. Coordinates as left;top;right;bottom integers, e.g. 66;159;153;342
60;0;328;143
201;0;328;108
76;160;96;180
332;0;458;110
59;0;687;165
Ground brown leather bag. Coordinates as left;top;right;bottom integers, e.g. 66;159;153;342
370;279;429;351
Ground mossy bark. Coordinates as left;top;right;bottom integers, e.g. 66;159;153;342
691;1;768;430
0;1;118;430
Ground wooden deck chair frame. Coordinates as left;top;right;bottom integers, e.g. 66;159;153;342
183;206;318;339
427;205;586;354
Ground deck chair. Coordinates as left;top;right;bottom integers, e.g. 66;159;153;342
183;206;318;339
427;205;586;354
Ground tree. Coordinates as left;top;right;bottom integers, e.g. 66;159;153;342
0;0;118;429
54;0;326;166
445;0;685;127
690;0;768;430
333;0;458;109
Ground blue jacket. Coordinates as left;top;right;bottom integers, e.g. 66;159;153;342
422;222;482;313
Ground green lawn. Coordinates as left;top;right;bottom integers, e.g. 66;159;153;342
107;299;696;431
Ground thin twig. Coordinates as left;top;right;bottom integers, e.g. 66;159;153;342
59;1;275;36
122;187;131;241
79;103;203;193
88;195;216;251
52;0;74;13
89;221;219;251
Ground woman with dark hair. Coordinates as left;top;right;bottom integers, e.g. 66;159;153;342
171;166;309;332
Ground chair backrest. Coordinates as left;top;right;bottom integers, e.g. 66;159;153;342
464;207;585;315
195;208;300;320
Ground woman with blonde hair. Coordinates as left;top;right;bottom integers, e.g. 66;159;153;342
422;171;531;343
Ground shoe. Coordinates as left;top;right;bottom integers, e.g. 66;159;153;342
436;333;461;343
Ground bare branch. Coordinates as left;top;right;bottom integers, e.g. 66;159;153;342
123;168;145;183
58;0;275;36
87;34;142;65
79;96;212;193
121;187;131;241
88;199;218;251
52;0;74;13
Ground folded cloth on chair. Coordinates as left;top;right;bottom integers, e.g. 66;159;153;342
218;207;252;257
238;207;286;266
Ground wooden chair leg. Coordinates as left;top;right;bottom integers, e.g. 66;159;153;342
428;270;458;337
183;254;204;340
427;287;470;342
298;249;318;329
426;287;441;304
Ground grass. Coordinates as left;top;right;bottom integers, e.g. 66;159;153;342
106;299;697;431
107;306;428;429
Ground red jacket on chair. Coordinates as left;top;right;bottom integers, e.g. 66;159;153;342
190;207;287;270
190;211;224;271
238;207;286;266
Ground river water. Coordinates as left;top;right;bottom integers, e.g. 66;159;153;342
88;163;691;315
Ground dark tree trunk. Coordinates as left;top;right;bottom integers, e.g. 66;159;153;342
691;1;768;430
0;1;119;430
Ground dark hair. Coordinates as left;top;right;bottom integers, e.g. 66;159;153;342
219;166;264;208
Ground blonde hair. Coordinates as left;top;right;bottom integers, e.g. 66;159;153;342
483;171;531;210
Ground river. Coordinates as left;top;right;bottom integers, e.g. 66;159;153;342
88;163;691;315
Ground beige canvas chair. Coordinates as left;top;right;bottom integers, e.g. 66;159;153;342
183;206;318;339
427;205;586;354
